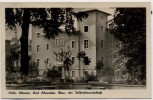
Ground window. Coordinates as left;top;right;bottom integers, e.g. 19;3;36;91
36;58;40;66
71;40;75;49
84;40;89;49
72;71;75;77
37;33;40;38
84;71;88;75
72;57;75;64
46;58;49;64
29;45;31;51
55;54;62;61
84;26;88;32
101;40;103;48
36;45;40;52
101;26;103;32
101;57;103;63
29;40;32;44
59;39;61;46
55;38;60;46
61;37;65;46
47;44;49;50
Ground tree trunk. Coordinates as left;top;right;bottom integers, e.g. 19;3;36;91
98;70;100;77
20;9;30;75
78;30;81;78
68;70;70;78
83;65;84;80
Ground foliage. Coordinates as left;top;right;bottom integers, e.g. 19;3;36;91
6;8;88;37
76;51;91;79
28;62;39;78
77;51;91;65
6;38;20;72
75;77;86;83
99;76;114;84
46;66;61;81
111;8;146;80
6;72;22;83
96;61;104;77
65;77;75;83
53;48;73;78
105;66;114;76
96;61;104;70
6;55;14;72
84;71;98;82
10;38;20;61
5;8;88;75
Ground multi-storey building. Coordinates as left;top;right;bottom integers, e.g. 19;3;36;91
31;9;115;79
5;27;32;68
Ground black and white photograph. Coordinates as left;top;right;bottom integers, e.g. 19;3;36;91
1;2;151;98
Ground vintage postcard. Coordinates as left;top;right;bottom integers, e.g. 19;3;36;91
0;2;151;99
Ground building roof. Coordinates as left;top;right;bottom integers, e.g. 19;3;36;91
75;8;111;16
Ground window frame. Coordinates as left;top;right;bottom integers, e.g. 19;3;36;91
101;57;103;63
46;43;49;50
84;70;88;75
101;26;104;32
61;37;65;46
71;56;75;64
46;58;49;64
37;32;40;38
83;39;89;49
72;71;75;77
83;25;89;33
36;58;40;67
71;40;75;49
28;45;32;51
55;38;60;46
36;44;40;53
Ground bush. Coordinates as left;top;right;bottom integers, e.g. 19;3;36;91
26;77;39;83
84;71;98;82
126;78;133;85
65;78;74;83
105;76;114;84
6;61;39;84
141;79;146;85
6;72;23;83
75;77;86;83
99;76;114;84
45;66;61;81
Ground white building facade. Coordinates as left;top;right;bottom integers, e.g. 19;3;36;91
31;9;114;79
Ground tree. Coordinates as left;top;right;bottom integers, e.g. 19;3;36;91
5;8;88;75
53;48;73;78
10;38;20;64
77;51;91;79
111;8;146;80
6;38;21;72
96;60;104;77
